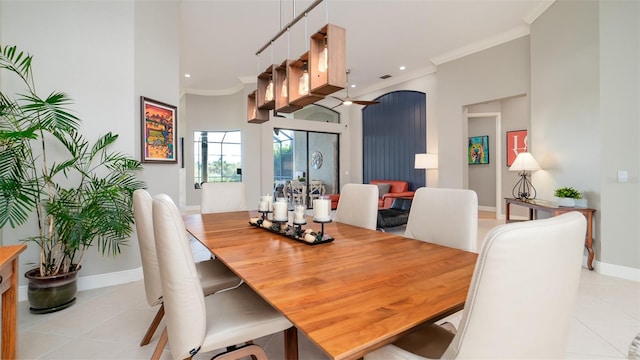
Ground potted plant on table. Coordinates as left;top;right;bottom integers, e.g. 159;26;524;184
0;45;145;313
554;186;582;207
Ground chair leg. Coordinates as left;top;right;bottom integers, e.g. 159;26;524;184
284;327;299;360
152;327;168;360
140;304;164;346
213;344;268;360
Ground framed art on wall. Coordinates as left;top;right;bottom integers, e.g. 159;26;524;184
141;97;177;164
468;135;489;165
506;130;528;166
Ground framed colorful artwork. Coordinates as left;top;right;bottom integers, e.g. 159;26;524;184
506;130;528;166
141;97;177;164
468;135;489;165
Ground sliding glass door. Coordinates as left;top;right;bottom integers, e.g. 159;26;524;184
273;129;339;207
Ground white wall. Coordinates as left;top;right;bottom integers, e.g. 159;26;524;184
598;0;640;271
0;0;181;286
436;37;530;190
134;1;181;203
531;0;639;273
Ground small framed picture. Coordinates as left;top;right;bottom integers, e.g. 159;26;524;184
506;130;528;166
468;135;489;165
141;97;177;164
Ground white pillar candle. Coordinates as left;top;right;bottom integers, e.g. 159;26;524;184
273;201;288;221
313;199;330;221
294;204;306;223
258;200;268;212
261;194;273;211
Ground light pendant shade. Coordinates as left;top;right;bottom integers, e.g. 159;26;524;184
247;90;268;123
318;39;328;73
280;78;287;98
275;60;303;113
509;152;540;171
298;62;309;96
256;64;276;110
265;79;274;101
309;24;346;95
415;153;438;169
289;54;324;106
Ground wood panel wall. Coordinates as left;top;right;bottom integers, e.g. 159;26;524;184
362;90;426;191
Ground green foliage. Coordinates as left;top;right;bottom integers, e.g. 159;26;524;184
0;45;145;276
554;187;582;199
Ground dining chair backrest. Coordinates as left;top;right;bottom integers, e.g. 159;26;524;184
133;189;163;307
334;183;379;230
364;212;587;360
153;194;206;359
443;211;586;359
200;182;249;214
405;187;478;252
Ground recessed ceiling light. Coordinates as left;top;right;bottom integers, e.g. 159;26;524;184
350;84;356;88
184;74;191;78
399;66;406;71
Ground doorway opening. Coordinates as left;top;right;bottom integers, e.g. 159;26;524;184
467;112;502;217
273;128;339;208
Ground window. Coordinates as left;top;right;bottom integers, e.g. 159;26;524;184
194;130;241;186
273;129;293;181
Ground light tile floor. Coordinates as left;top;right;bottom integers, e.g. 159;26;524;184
16;217;640;359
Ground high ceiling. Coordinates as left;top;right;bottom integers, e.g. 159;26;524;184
180;0;553;102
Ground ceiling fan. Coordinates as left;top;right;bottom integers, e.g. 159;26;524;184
331;69;380;109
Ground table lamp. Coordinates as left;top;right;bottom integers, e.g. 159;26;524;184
509;152;540;200
415;153;438;170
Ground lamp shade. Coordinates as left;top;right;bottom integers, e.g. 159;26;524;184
415;154;438;169
509;152;540;171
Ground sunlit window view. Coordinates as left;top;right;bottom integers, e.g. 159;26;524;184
193;130;241;187
273;129;294;181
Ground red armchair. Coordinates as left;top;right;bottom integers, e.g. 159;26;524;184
370;180;415;209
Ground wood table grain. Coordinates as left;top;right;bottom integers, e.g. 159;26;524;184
184;212;477;360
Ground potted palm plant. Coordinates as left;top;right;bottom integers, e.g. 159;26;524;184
0;45;145;313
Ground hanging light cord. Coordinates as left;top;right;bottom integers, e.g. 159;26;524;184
255;0;324;56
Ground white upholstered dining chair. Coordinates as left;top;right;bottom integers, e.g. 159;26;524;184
405;187;478;252
333;183;379;230
365;211;587;360
133;190;240;359
200;182;249;214
152;193;296;360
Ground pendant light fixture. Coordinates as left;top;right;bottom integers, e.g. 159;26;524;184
309;23;346;95
250;0;346;120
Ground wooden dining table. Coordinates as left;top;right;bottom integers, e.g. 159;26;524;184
183;211;478;360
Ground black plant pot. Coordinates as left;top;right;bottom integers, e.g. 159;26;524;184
25;266;80;314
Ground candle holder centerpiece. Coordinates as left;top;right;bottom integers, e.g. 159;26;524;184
249;196;334;245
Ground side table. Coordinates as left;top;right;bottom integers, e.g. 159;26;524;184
0;244;27;359
505;198;596;270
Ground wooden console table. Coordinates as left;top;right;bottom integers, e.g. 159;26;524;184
0;244;27;359
505;198;596;270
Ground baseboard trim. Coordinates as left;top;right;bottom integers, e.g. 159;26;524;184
588;258;640;282
478;206;496;212
18;267;143;302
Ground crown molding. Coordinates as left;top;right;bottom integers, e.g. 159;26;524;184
431;24;530;66
523;0;555;24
